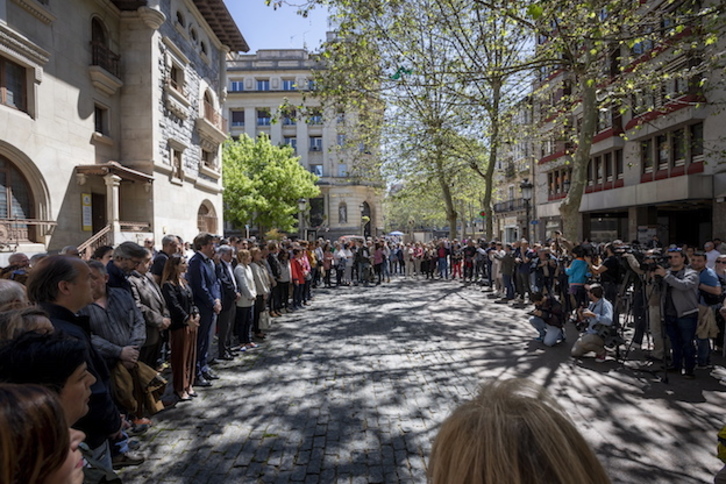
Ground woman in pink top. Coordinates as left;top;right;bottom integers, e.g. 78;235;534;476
373;241;385;285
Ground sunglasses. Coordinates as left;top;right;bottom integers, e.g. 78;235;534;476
717;261;726;264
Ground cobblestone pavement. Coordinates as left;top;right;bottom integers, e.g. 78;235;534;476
120;278;726;483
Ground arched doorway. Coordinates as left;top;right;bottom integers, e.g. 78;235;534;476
197;202;217;234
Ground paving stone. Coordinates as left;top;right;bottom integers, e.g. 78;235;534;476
118;279;726;484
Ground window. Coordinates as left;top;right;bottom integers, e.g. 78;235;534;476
594;156;603;185
91;18;119;77
94;105;108;135
257;109;271;126
282;79;295;91
284;136;297;152
0;156;33;221
202;150;215;169
176;11;185;27
170;64;184;92
282;110;296;126
230;110;244;127
310;164;324;177
309;136;322;151
615;149;624;179
604;152;613;181
308;109;323;125
0;57;27;112
337;134;346;146
307;79;316;90
657;134;669;170
641;139;653;174
338;164;348;177
172;149;183;181
672;128;685;166
587;160;594;185
256;79;270;91
690;123;704;159
230;80;244;92
200;42;207;56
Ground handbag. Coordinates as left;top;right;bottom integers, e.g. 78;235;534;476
259;309;271;330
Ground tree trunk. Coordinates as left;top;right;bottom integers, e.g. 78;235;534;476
482;81;501;241
560;74;598;242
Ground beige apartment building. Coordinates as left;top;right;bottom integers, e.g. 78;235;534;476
0;0;247;260
225;48;383;240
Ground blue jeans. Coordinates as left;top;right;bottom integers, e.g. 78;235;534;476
502;274;515;299
438;258;448;279
697;337;711;366
665;314;697;372
530;316;563;346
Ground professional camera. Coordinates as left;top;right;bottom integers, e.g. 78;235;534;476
639;249;668;273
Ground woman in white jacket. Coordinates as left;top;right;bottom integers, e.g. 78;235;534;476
233;249;257;350
250;247;271;340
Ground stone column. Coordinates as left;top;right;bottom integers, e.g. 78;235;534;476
105;173;122;240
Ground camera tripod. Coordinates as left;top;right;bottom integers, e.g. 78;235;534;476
616;273;671;383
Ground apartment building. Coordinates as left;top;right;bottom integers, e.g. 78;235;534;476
498;1;726;246
0;0;247;258
225;48;383;240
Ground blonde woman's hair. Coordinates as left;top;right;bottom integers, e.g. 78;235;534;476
428;379;611;484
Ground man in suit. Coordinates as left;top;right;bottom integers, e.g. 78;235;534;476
129;248;171;367
187;233;222;386
215;244;239;361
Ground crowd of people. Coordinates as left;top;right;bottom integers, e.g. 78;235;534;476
0;232;329;482
2;229;726;483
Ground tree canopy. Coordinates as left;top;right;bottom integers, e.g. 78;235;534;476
222;135;320;234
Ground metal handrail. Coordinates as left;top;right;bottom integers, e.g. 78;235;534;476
77;224;112;260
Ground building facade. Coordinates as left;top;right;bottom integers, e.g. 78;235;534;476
495;1;726;247
225;48;384;241
0;0;247;260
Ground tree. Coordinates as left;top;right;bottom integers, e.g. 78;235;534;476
222;135;320;234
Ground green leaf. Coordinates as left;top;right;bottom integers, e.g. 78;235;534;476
527;4;544;20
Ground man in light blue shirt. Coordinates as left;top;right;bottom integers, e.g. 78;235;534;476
571;283;613;362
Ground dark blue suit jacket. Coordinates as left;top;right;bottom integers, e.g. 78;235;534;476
187;252;221;311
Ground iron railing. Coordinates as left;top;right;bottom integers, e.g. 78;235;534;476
90;41;120;78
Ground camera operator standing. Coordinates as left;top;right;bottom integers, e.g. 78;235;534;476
654;248;699;378
590;243;622;326
570;283;613;362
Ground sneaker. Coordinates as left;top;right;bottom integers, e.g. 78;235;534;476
128;423;149;436
128;439;141;451
112;451;145;469
595;353;607;363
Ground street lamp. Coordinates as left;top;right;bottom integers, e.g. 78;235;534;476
520;178;533;240
297;198;307;240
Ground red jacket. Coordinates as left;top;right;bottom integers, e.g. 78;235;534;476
291;257;305;284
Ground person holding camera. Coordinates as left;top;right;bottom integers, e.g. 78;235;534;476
571;283;613;362
689;251;722;369
590;243;621;323
529;292;566;346
654;248;699;378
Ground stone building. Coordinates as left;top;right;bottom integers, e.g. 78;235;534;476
225;48;384;241
0;0;247;259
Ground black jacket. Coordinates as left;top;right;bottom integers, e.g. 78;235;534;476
41;302;121;449
216;261;238;311
162;282;197;331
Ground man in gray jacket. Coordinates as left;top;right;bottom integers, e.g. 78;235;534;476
654;247;699;378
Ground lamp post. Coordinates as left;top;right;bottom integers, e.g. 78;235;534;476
520;178;533;240
297;198;307;240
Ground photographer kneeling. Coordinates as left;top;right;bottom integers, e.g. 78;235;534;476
529;292;566;346
571;283;613;362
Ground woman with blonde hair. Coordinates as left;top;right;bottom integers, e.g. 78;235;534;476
428;379;611;484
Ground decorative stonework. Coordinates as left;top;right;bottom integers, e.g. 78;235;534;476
138;6;166;30
10;0;56;25
195;116;227;146
88;65;123;97
163;82;191;119
0;23;50;82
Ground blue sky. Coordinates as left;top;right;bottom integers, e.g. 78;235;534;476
225;1;330;52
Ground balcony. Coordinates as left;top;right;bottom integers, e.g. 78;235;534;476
493;198;527;213
89;41;122;96
196;101;228;149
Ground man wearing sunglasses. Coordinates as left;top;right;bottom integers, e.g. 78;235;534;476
654;248;699;378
